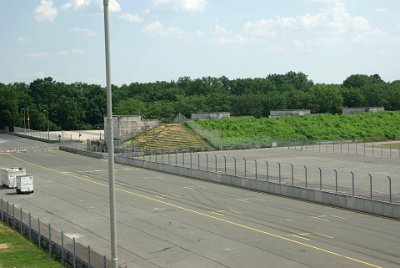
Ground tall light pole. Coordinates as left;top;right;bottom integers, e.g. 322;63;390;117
27;107;30;132
103;1;118;267
44;109;49;140
22;108;26;131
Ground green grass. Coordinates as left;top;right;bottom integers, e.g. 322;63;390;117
0;223;60;268
192;112;400;146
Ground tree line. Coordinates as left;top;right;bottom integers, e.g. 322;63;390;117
1;72;399;131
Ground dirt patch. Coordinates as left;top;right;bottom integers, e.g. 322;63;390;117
0;243;10;249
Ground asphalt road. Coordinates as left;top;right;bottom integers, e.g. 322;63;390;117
1;134;399;268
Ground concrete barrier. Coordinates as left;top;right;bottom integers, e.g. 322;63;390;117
60;146;106;159
115;156;400;220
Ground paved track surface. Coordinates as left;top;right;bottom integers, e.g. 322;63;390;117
1;134;399;268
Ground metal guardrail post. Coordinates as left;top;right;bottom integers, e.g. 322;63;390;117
244;158;247;177
38;218;41;249
372;144;374;156
318;141;320;152
29;213;31;241
265;160;269;181
88;246;91;268
104;255;107;268
318;167;322;190
388;176;392;203
49;224;52;255
20;208;23;234
214;154;217;172
347;142;350;156
333;142;335;153
197;153;200;170
334;169;338;193
363;139;365;156
61;231;64;266
168;153;171;165
12;204;15;228
182;152;185;167
390;145;392;158
369;174;372;200
175;153;177;166
290;164;294;185
351;171;355;197
304;165;308;188
223;156;226;174
190;152;193;169
206;154;209;171
254;159;258;180
73;237;76;268
233;157;237;176
278;162;281;184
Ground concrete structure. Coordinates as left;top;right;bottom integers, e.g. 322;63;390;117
191;112;230;120
104;115;160;140
342;107;385;115
269;109;311;117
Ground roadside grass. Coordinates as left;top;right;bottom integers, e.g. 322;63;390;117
0;222;59;268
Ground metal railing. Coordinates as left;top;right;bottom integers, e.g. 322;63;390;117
0;198;114;268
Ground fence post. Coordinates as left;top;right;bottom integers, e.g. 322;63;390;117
254;160;258;180
206;154;209;171
175;153;178;166
244;158;247;177
318;141;321;152
318;167;322;190
61;231;64;266
388;176;392;203
1;198;3;222
290;164;294;185
38;218;41;250
351;171;355;197
334;169;338;193
278;162;281;184
363;139;365;156
104;255;107;268
333;142;335;153
369;174;372;200
233;157;237;176
73;237;76;268
161;152;164;164
223;156;226;174
372;144;374;156
12;204;15;228
20;208;23;234
304;165;308;188
381;144;383;158
265;161;269;181
190;152;193;169
182;152;185;167
347;142;350;156
197;153;200;170
168;153;171;165
214;154;218;172
88;246;91;268
29;212;31;241
49;224;51;256
390;144;392;158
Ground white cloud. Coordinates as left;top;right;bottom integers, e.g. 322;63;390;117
34;71;46;78
215;1;391;47
69;27;96;37
265;46;285;53
150;0;206;12
376;7;387;13
26;52;50;58
119;13;142;23
143;21;186;38
63;0;120;12
33;0;58;22
58;49;86;56
17;36;28;42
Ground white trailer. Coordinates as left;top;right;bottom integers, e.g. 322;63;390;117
16;175;34;194
1;167;26;188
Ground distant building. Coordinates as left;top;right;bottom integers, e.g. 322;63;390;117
191;112;230;120
342;107;384;115
269;109;311;118
104;115;160;140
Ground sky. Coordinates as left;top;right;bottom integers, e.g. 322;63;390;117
0;0;399;86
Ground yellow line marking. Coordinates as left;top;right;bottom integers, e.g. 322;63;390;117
172;194;182;198
155;195;165;199
229;210;242;214
292;235;310;241
8;154;382;268
183;186;194;190
210;211;224;216
60;171;72;174
238;199;250;203
315;233;334;239
298;233;311;236
330;215;347;220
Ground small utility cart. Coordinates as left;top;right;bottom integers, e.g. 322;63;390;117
16;175;34;194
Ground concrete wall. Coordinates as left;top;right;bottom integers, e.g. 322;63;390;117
115;156;400;220
104;115;160;140
191;112;230;120
269;110;311;117
342;107;385;115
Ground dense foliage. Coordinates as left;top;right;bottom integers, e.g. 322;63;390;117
0;72;399;131
194;112;400;142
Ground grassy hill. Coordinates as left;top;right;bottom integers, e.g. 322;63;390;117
127;124;212;151
191;112;400;146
